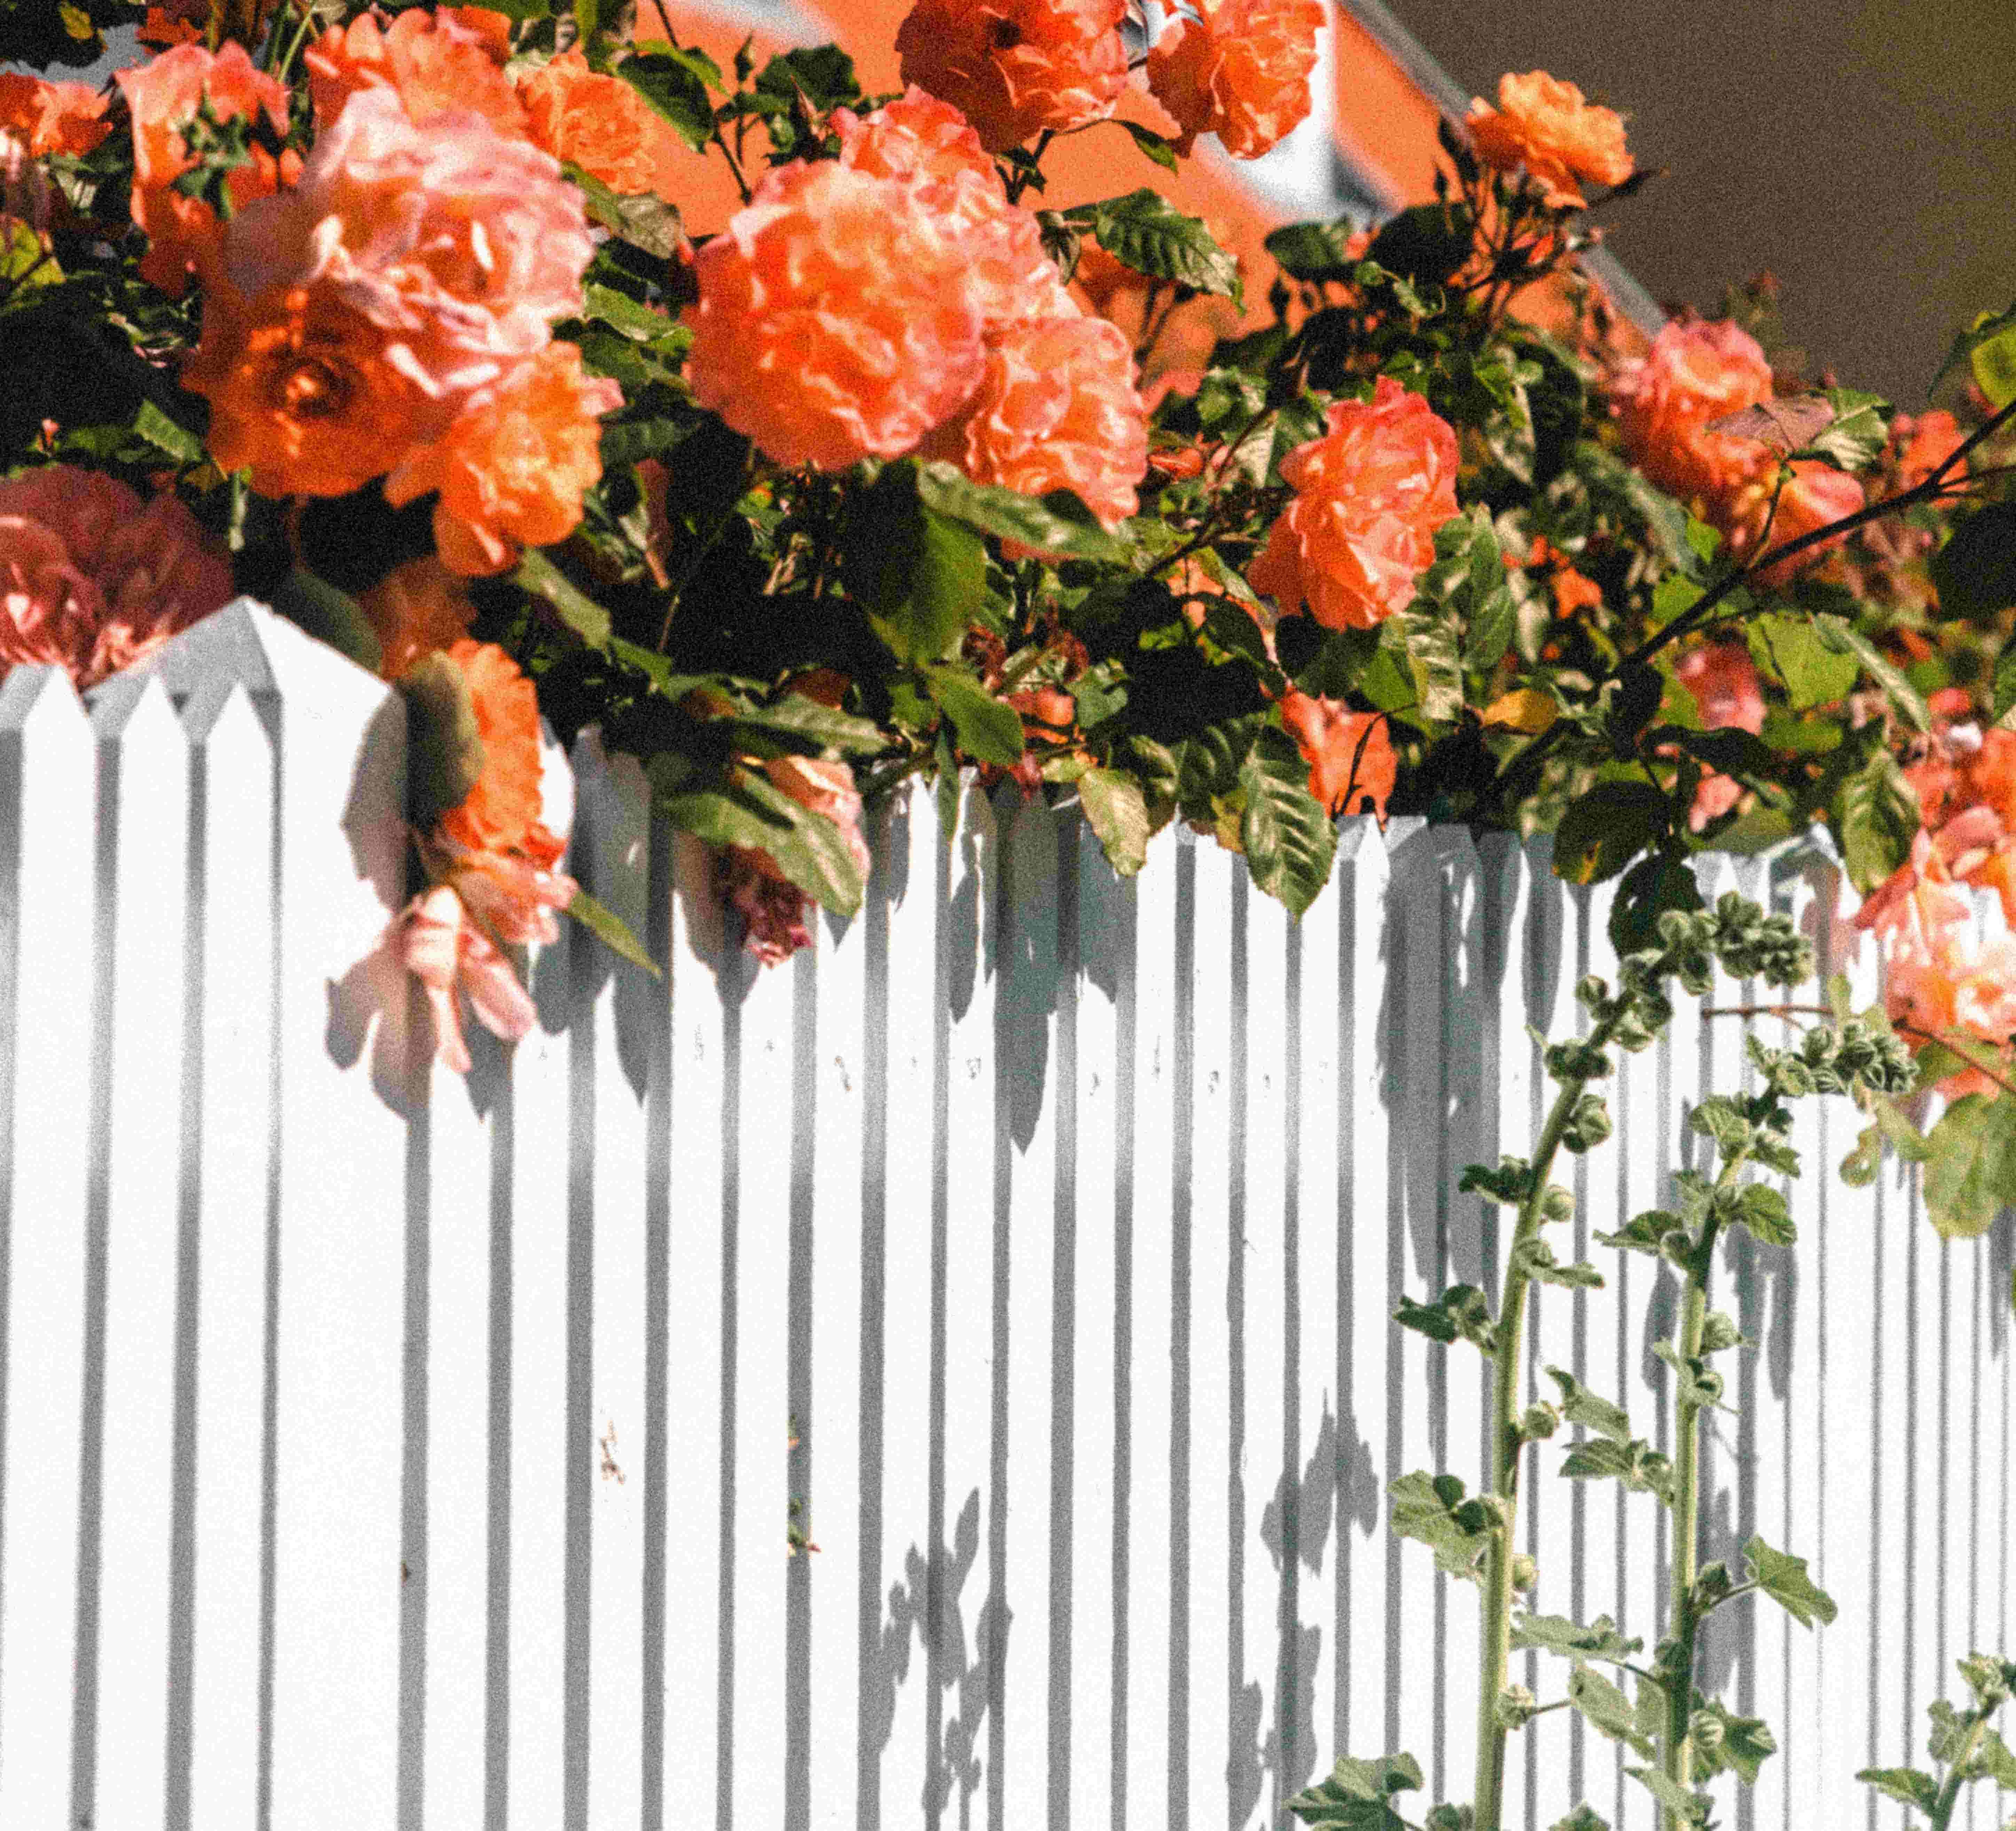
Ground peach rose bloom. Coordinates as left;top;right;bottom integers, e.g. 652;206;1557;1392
386;341;623;577
518;48;689;201
1146;0;1325;160
395;883;538;1070
2;126;52;236
1744;459;1865;584
0;72;114;157
1;467;232;690
1892;408;1967;495
440;6;512;60
1674;640;1765;829
684;158;990;472
434;638;562;858
1612;316;1776;508
116;42;298;295
360;554;477;677
220;89;592;364
137;5;205;47
307;6;527;135
1280;689;1396;820
921;310;1149;531
719;755;873;965
183;282;447;498
1249;376;1460;630
1465;70;1632;209
895;0;1127;153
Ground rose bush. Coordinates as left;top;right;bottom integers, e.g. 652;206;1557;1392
0;0;2011;1222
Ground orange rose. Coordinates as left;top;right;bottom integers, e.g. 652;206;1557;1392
0;72;113;157
440;6;512;60
1465;70;1632;209
1550;566;1604;616
137;6;205;48
307;5;527;135
1145;0;1325;160
518;48;689;201
1280;689;1396;820
0;466;232;690
684;158;989;472
895;0;1127;153
1742;458;1865;584
1892;408;1967;495
359;554;477;677
436;639;554;856
920;310;1148;531
1612;316;1776;510
182;282;446;498
387;341;623;577
116;42;298;295
835;88;1067;332
1249;376;1460;630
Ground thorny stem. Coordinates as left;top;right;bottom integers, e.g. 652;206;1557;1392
1660;1149;1747;1827
1473;1007;1626;1831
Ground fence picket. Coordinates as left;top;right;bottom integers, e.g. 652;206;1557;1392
0;666;96;1829
183;679;277;1831
86;676;189;1831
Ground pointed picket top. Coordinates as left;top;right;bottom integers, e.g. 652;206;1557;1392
1334;811;1381;862
87;669;181;749
180;674;273;751
118;596;373;701
0;659;88;739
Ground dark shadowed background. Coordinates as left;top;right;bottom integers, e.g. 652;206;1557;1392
1384;0;2016;402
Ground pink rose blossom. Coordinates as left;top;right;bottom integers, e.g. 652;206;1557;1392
1;467;232;690
394;883;539;1073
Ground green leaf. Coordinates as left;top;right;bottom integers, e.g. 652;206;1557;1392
269;567;383;676
1264;218;1365;283
1363;202;1474;289
565;886;662;979
653;764;865;916
1568;1667;1655;1757
1747;610;1861;709
1116;118;1178;170
753;44;861;112
1553;782;1673;886
1285;1751;1423;1828
1560;1436;1673;1501
1993;639;2016;725
515;550;612;649
1545;1367;1632;1444
1932;504;2016;626
1627;1766;1710;1824
1078;767;1150;877
1388;1470;1493;1583
616;49;715;148
1239;723;1338;917
1062;189;1242;302
580;283;677;342
728;694;886;757
1511;1612;1643;1665
1690;1696;1777;1784
397;652;486;830
561;161;689;260
1834;745;1920;894
913;461;1126;562
1812;613;1930;732
1394;1284;1495;1352
133;396;205;466
1382;601;1463;725
922;665;1024;767
1595;1210;1680;1256
851;466;987;665
1932;301;2016;406
1609;851;1706;954
1515;1240;1604;1288
1856;1767;1940;1812
1796;388;1891;471
1922;1092;2016;1239
1732;1181;1796;1246
1742;1535;1837;1627
1548;1809;1611;1831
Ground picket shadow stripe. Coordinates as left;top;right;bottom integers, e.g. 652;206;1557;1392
486;1074;515;1831
784;942;819;1831
639;819;673;1831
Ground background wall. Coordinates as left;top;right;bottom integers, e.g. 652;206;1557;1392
1378;0;2016;403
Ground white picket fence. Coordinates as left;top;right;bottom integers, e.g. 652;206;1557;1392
0;599;2009;1831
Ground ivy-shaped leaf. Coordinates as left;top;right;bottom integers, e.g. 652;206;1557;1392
1742;1534;1837;1628
1560;1436;1672;1501
1548;1808;1611;1831
1546;1367;1632;1443
1285;1750;1424;1828
1389;1471;1494;1583
1510;1612;1643;1665
1690;1695;1777;1784
1567;1667;1654;1757
1395;1284;1496;1353
1731;1181;1797;1246
1626;1766;1710;1824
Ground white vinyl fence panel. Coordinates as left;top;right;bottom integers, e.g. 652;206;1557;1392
0;600;2011;1831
